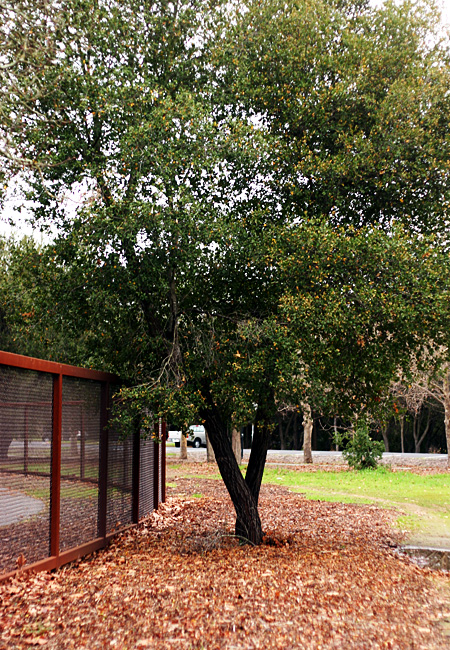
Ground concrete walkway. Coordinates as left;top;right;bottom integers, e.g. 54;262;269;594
0;487;45;527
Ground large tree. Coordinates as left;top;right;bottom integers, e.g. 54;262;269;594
2;0;450;543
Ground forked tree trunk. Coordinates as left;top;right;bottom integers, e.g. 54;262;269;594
201;400;270;545
180;432;188;460
205;430;215;463
443;374;450;470
302;402;313;464
204;412;262;545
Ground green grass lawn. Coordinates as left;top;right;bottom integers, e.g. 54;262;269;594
263;466;450;547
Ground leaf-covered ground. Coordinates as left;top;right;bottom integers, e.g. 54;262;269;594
1;466;450;649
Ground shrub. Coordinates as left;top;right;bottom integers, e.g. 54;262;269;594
335;420;385;470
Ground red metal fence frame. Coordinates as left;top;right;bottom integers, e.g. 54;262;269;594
0;351;166;582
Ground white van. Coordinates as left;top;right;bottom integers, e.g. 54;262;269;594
168;425;206;448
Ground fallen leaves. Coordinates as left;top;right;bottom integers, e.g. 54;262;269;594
0;470;449;649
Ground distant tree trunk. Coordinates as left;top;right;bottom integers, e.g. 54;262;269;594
180;431;188;460
334;416;339;451
232;427;241;465
293;411;300;450
302;402;313;464
205;430;215;463
400;415;405;454
413;408;430;453
0;431;13;461
278;416;285;450
201;397;264;545
381;424;389;452
70;431;78;455
443;374;450;470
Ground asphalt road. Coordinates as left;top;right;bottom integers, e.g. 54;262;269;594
166;447;448;468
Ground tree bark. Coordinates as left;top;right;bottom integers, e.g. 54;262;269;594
201;400;263;545
180;431;188;460
232;427;241;465
302;402;313;464
205;430;215;463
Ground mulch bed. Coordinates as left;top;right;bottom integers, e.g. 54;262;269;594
1;471;450;649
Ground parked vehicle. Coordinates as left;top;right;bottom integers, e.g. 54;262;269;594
167;425;206;448
187;425;206;448
167;430;181;447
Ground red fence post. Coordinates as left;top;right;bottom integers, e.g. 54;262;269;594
153;423;160;511
161;421;166;503
132;422;140;524
24;406;29;476
80;406;85;480
97;382;109;539
50;374;62;558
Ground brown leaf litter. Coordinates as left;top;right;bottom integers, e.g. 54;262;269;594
1;472;449;650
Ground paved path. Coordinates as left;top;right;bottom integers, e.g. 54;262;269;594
0;487;45;527
167;448;448;469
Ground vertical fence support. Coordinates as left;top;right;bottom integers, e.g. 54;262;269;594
24;407;29;476
132;422;141;524
161;420;166;503
80;406;85;480
50;373;62;558
153;423;160;511
97;382;109;539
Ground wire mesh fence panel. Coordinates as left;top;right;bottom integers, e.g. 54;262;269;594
0;352;166;580
59;377;102;552
0;366;53;574
106;426;133;534
139;439;155;520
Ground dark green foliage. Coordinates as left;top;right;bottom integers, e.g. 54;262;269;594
335;421;385;470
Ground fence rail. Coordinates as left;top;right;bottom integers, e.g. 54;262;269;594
0;351;165;581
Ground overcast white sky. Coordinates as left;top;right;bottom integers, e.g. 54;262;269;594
2;0;450;241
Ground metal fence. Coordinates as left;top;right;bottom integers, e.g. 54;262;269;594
0;351;166;580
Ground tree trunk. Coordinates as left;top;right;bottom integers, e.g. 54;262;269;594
278;417;285;450
413;413;419;453
244;420;271;504
293;411;300;450
180;431;188;460
443;374;450;470
416;408;431;453
400;415;405;454
302;402;313;464
334;416;339;451
232;427;241;465
381;424;389;452
205;430;215;463
201;400;263;545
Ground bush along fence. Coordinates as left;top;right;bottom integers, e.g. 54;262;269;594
0;350;166;581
